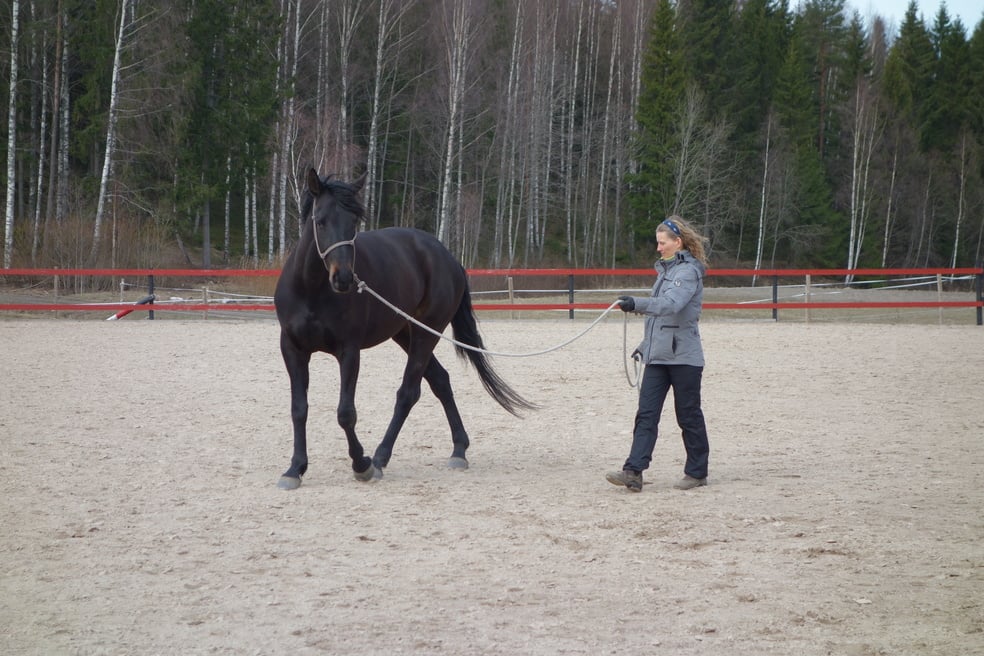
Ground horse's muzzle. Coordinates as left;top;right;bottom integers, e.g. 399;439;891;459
329;265;356;293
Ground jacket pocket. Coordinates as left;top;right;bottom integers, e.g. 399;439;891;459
649;325;678;360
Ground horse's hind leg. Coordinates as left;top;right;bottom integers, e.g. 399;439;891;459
421;356;470;469
371;333;439;471
371;363;425;471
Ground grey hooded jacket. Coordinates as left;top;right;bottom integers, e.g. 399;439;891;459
627;250;706;367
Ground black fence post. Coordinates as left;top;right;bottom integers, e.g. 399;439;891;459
976;263;982;326
772;275;779;322
568;274;575;320
148;275;155;320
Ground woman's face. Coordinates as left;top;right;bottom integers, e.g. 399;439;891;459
657;230;683;259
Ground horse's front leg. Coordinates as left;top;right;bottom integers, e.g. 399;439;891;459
336;349;377;481
278;340;311;490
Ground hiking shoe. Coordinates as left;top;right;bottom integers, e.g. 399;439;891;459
673;475;707;490
606;469;643;492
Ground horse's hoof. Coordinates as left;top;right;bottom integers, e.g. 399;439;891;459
277;476;302;490
354;465;382;482
447;456;469;470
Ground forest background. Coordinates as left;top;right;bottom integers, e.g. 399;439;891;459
3;0;984;274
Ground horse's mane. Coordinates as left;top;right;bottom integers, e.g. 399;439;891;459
301;175;365;223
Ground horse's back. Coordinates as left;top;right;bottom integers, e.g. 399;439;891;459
360;227;466;290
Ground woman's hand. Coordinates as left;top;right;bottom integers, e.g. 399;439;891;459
617;296;635;312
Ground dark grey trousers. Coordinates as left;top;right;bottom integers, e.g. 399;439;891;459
623;364;709;479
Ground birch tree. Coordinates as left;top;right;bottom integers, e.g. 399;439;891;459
753;111;775;280
588;7;620;266
365;0;417;229
948;129;971;268
435;0;477;248
281;0;302;252
42;1;64;243
561;0;584;266
91;0;130;263
31;27;48;264
4;0;20;268
524;0;561;265
844;70;882;279
492;2;525;268
881;142;898;266
334;0;367;180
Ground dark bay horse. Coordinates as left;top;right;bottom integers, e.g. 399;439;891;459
273;168;534;489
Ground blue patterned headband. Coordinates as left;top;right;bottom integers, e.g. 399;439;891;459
662;219;682;237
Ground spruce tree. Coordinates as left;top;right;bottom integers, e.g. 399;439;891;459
883;3;934;129
629;0;686;243
728;0;792;156
774;24;843;264
923;9;972;153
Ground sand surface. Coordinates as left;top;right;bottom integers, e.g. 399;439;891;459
1;317;982;655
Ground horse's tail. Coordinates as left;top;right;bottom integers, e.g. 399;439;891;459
451;280;537;417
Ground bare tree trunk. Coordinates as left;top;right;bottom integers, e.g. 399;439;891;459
578;0;601;265
335;0;366;180
243;163;251;260
91;0;130;263
43;0;63;247
881;143;897;267
909;172;931;266
536;5;559;263
31;34;47;264
591;9;619;268
250;170;258;264
949;131;968;268
281;0;302;254
56;26;70;226
4;0;21;268
366;0;417;229
845;78;881;283
563;0;585;266
223;155;231;264
525;2;554;266
753;113;774;285
268;0;299;260
268;140;278;261
436;0;472;247
493;5;522;267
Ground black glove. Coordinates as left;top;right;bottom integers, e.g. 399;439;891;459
617;295;635;312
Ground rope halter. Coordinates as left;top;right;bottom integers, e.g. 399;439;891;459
311;196;357;275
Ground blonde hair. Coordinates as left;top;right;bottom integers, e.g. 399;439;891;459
656;215;708;266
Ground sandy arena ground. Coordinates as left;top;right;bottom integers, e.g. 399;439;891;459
1;316;982;655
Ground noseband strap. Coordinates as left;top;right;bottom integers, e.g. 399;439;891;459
311;197;357;273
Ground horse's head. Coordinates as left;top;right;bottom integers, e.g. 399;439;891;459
305;168;366;294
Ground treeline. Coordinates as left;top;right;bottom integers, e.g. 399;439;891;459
2;0;983;271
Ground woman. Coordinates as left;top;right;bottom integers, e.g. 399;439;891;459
606;215;710;493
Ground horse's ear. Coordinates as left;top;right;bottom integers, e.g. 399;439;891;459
306;168;322;196
352;171;368;194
